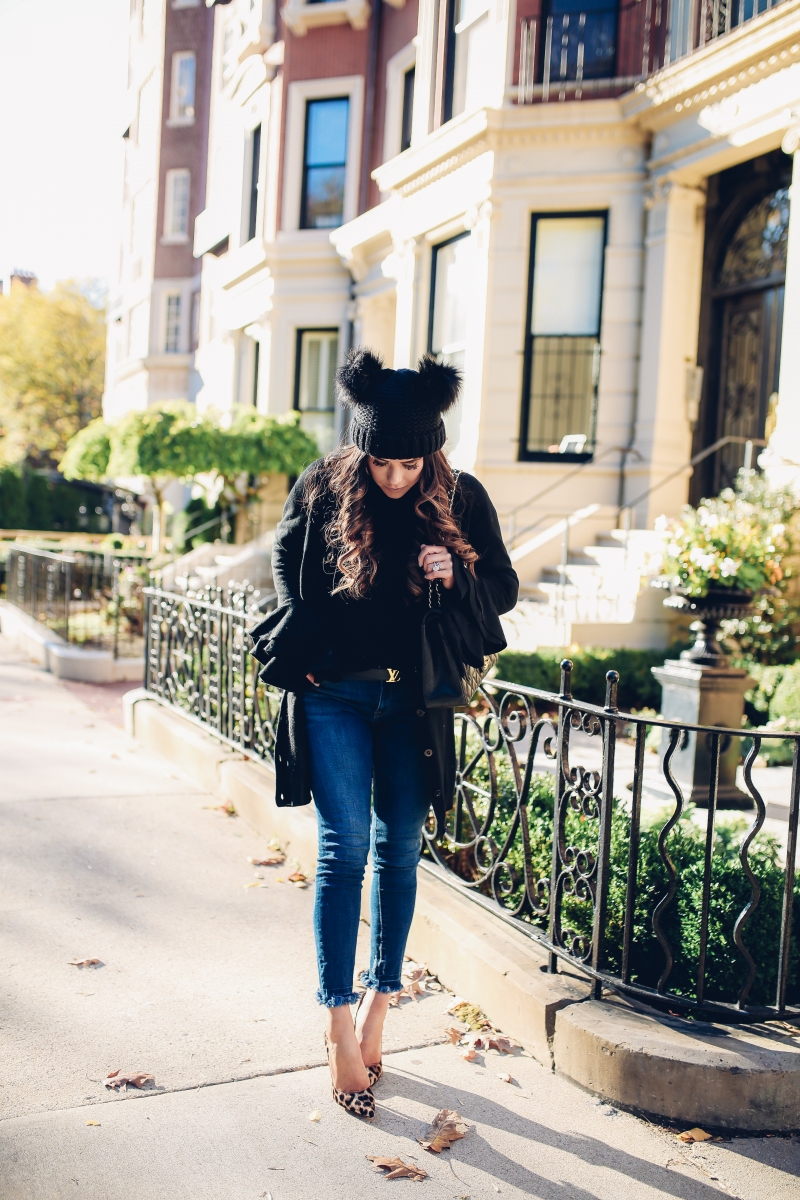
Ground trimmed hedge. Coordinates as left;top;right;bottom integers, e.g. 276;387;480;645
496;647;669;712
0;467;107;533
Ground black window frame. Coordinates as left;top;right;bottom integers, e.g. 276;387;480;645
246;123;261;243
427;229;471;357
400;65;415;153
540;0;619;88
293;326;340;414
518;209;608;463
299;96;350;232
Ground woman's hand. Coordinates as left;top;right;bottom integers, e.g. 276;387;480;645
418;544;454;590
306;673;319;686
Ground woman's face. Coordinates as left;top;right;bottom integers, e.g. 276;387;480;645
367;455;424;499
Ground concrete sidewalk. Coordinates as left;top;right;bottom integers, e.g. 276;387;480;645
1;633;798;1199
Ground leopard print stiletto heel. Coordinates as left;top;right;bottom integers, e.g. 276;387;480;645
324;1036;375;1120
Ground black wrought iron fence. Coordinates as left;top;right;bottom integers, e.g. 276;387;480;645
142;585;800;1022
143;584;279;753
5;545;148;658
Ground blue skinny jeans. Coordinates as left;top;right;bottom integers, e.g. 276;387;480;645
303;678;430;1007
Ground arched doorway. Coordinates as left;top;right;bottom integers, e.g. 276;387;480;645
712;188;788;491
693;152;793;501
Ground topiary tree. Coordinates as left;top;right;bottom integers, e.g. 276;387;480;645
59;418;112;483
107;403;214;553
205;408;319;541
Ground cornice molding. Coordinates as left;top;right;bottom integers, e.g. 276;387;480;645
280;0;370;35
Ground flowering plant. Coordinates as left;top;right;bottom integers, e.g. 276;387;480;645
653;475;796;598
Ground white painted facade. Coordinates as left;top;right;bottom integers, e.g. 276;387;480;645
190;0;800;647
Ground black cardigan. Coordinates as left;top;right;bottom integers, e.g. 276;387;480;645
248;465;518;830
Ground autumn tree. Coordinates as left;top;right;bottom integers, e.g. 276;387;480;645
0;282;106;467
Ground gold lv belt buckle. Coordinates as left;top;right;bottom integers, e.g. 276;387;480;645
386;668;401;683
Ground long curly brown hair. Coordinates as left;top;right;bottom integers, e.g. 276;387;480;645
304;445;478;599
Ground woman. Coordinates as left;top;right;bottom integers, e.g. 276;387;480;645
249;348;518;1119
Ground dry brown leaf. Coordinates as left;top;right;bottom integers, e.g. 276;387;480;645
461;1049;477;1062
388;993;400;1007
367;1156;428;1182
417;1108;470;1153
446;996;466;1014
103;1070;155;1090
444;1026;464;1044
68;958;102;969
287;870;307;883
678;1128;712;1143
248;854;285;866
498;1072;514;1084
489;1036;513;1054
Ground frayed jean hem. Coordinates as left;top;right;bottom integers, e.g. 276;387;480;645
359;971;402;995
315;989;361;1008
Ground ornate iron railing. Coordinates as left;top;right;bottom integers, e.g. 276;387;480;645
5;545;148;657
143;585;800;1022
143;584;280;756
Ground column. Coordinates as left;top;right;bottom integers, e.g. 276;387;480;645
766;121;800;489
630;178;706;527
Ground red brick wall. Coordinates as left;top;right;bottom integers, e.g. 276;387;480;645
276;22;371;229
367;0;420;209
154;2;214;281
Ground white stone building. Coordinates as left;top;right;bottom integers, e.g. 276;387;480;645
190;0;800;648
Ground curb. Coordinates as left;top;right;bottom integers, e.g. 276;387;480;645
126;692;800;1132
0;601;143;682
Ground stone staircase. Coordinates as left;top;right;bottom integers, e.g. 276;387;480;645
501;528;672;652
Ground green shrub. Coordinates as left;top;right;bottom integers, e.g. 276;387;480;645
439;763;800;1008
495;647;668;712
0;467;27;528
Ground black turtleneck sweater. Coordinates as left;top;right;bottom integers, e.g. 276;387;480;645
323;479;424;675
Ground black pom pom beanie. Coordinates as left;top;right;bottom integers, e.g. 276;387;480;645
335;348;461;459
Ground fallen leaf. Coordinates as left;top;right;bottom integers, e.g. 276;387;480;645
498;1072;514;1084
308;1110;322;1122
103;1071;155;1090
275;877;285;884
444;1026;464;1044
244;881;261;889
287;870;307;883
461;1049;477;1062
427;981;442;991
202;803;236;817
367;1156;428;1182
249;854;285;866
489;1036;513;1054
678;1128;713;1143
85;1120;100;1126
68;958;102;969
418;1109;470;1153
446;996;466;1014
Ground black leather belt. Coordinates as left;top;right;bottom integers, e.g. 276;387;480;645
341;668;402;683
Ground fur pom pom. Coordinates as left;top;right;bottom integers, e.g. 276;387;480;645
336;347;385;407
416;353;462;413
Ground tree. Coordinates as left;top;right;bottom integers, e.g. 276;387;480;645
59;418;112;483
208;409;319;539
0;282;106;467
107;402;211;553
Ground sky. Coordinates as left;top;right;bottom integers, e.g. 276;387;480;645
0;0;129;294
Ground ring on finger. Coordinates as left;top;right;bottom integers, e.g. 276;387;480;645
433;561;441;572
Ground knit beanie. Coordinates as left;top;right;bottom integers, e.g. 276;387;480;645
335;348;461;459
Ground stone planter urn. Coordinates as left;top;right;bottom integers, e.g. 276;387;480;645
651;585;756;810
